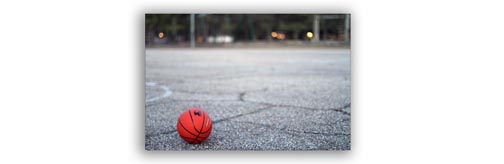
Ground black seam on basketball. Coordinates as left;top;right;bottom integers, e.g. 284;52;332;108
200;114;211;134
188;110;201;133
179;135;196;140
200;113;205;133
190;114;205;144
200;124;211;134
200;132;208;135
178;119;198;137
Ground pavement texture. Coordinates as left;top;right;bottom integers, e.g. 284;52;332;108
145;48;351;150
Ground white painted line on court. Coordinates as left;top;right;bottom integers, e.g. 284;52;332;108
146;82;173;102
146;82;156;87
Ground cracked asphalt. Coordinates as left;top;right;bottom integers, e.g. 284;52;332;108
145;48;351;150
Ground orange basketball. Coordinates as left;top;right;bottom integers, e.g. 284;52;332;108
176;108;212;144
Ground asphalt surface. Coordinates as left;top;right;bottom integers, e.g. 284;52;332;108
145;48;351;150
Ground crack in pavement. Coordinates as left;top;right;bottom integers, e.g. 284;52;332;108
173;89;238;95
328;103;351;115
239;97;351;116
146;88;349;138
300;130;351;136
238;92;245;101
232;121;351;136
174;87;268;95
145;129;178;138
212;105;275;124
212;73;345;81
165;99;239;102
146;105;275;137
236;89;350;115
154;87;269;102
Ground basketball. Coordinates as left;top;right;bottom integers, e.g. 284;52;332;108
176;108;212;144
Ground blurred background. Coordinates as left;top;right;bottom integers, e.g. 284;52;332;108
145;14;350;48
145;14;352;150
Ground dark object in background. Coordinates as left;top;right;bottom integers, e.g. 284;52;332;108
145;14;350;47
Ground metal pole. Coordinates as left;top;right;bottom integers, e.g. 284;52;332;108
312;14;320;43
190;14;195;48
345;14;350;44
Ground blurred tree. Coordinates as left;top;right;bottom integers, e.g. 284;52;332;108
247;15;256;41
232;15;246;41
162;15;185;37
145;14;189;43
145;14;348;45
255;14;275;40
222;14;235;35
278;15;311;40
320;14;347;41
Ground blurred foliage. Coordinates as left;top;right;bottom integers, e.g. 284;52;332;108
145;14;348;43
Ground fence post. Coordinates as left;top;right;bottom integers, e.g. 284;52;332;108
190;14;195;48
312;14;320;43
